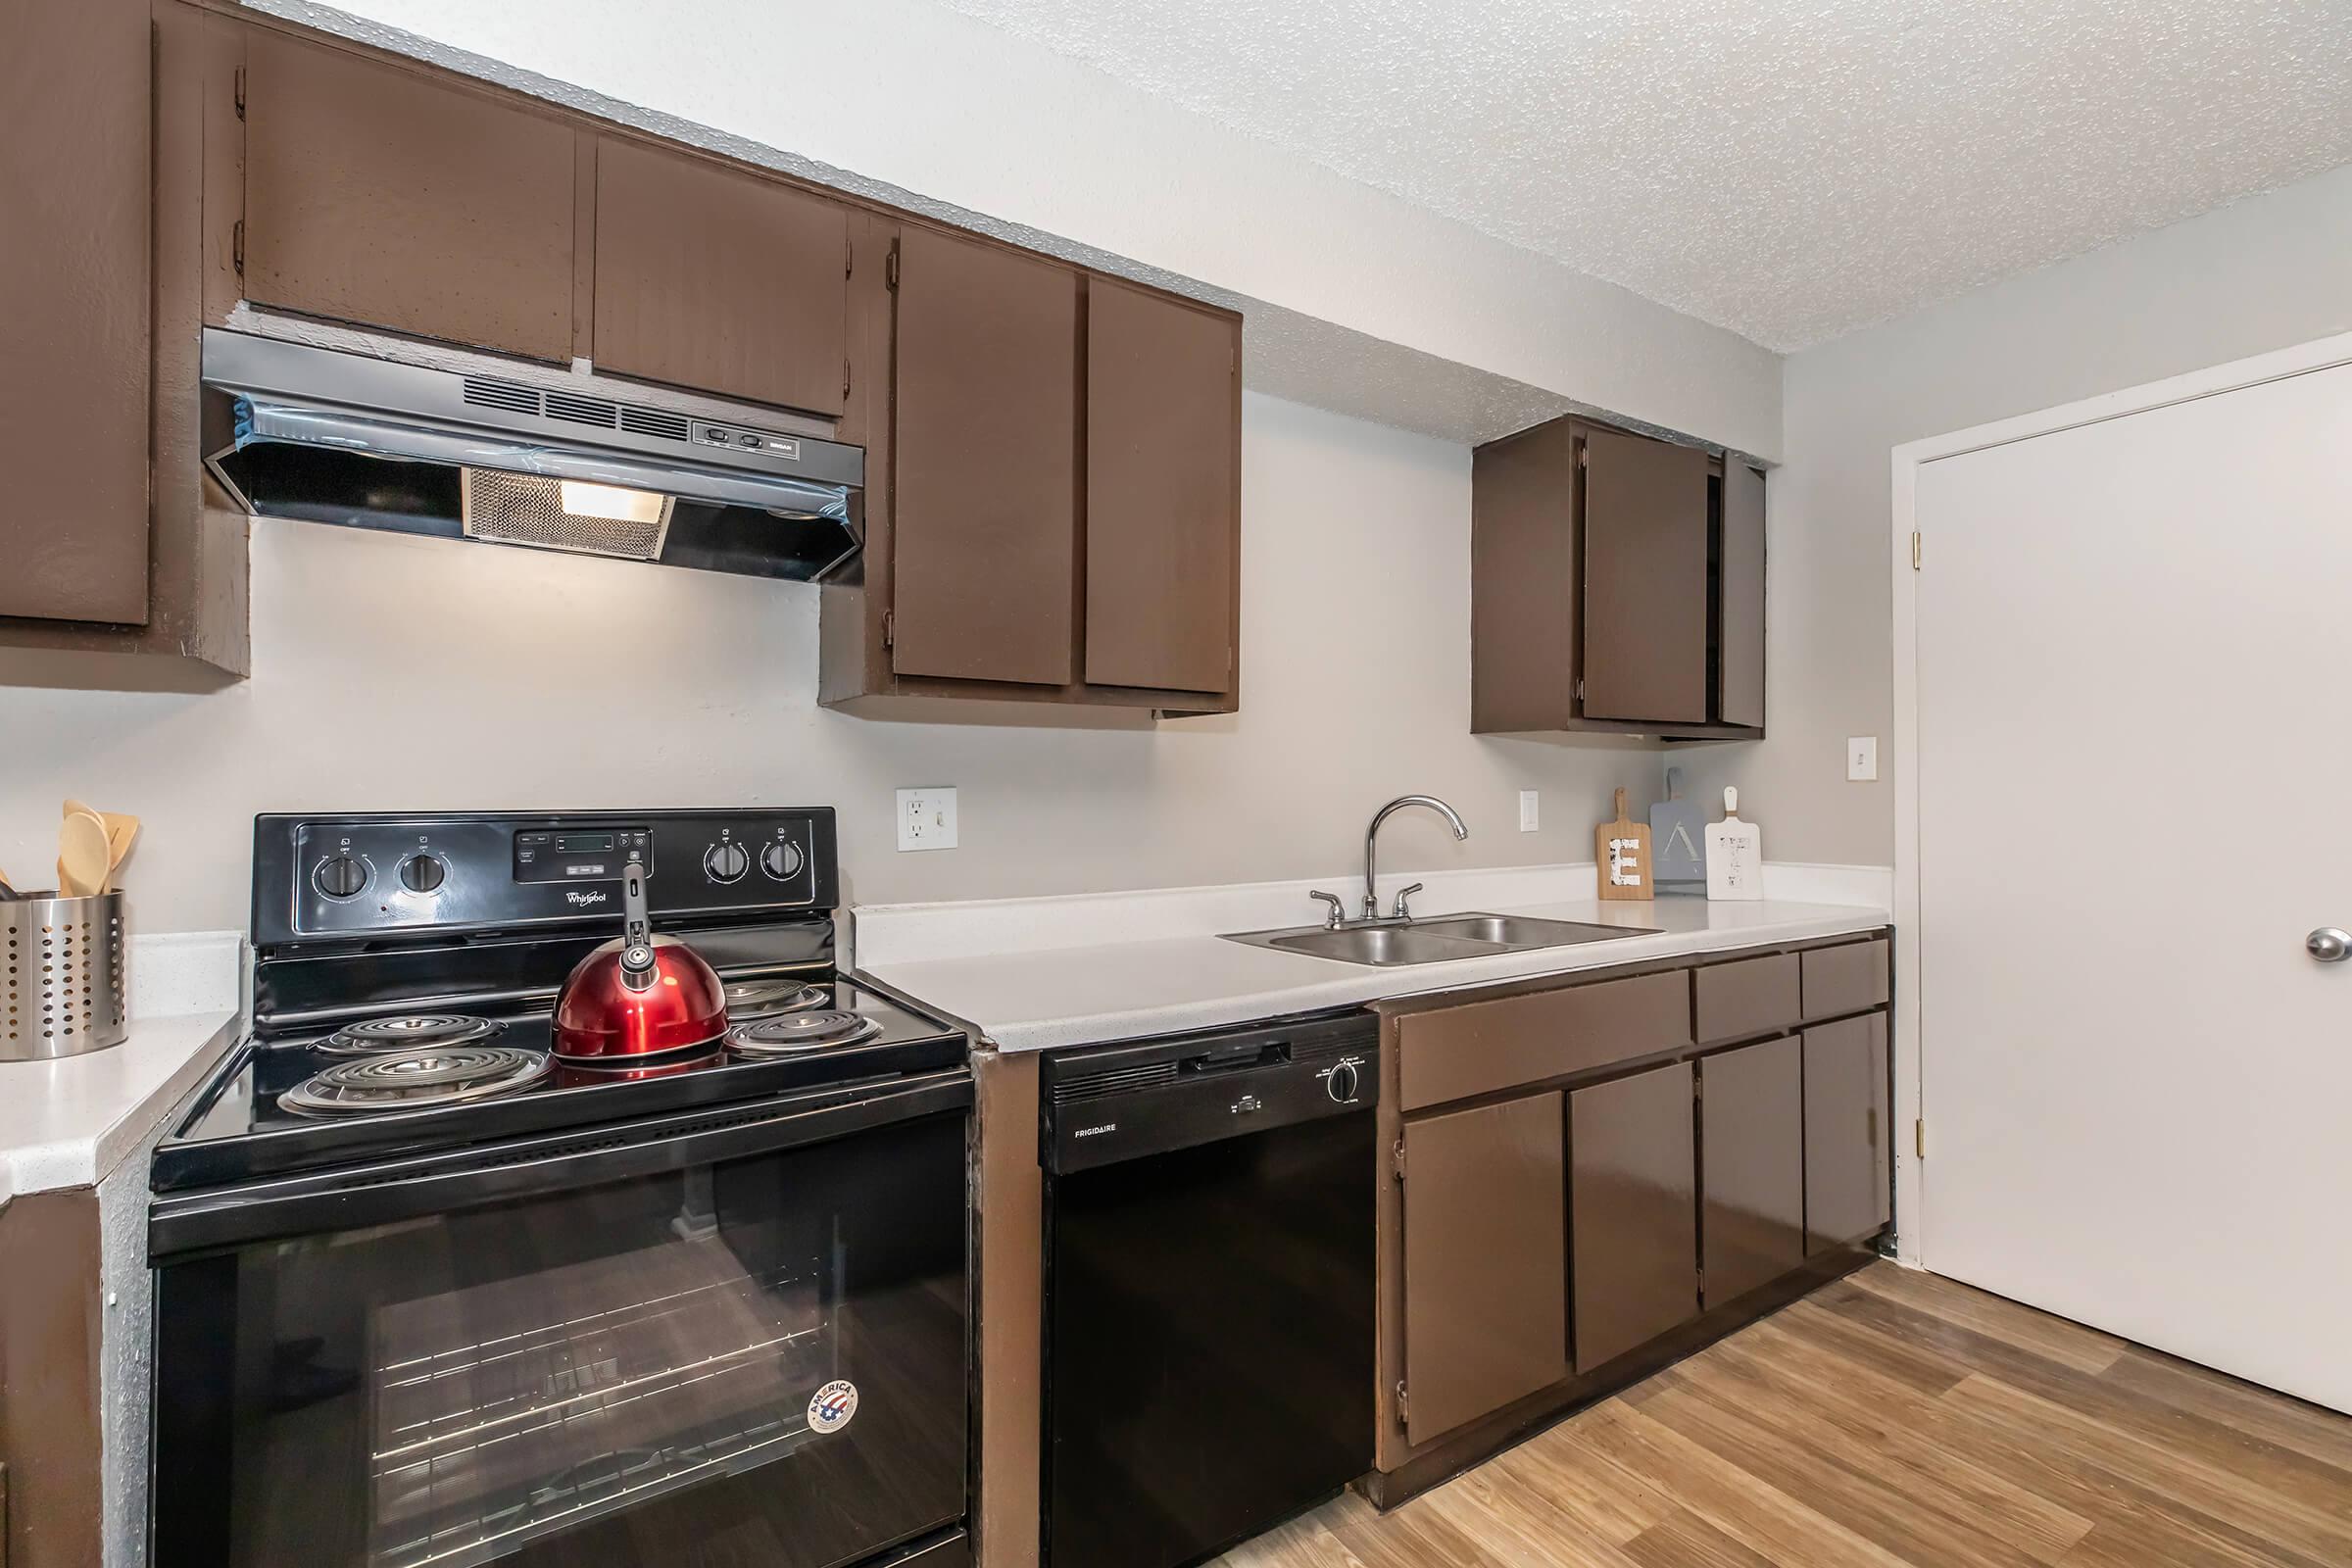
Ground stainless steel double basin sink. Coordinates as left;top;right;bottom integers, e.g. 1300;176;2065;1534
1221;911;1653;967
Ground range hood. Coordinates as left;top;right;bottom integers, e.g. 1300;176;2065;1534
201;329;865;581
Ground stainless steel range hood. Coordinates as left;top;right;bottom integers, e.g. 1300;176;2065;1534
201;329;865;581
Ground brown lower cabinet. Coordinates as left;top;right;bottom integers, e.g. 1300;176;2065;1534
1398;1093;1567;1446
1700;1036;1807;1303
1805;1012;1893;1252
1374;932;1892;1495
1570;1063;1697;1372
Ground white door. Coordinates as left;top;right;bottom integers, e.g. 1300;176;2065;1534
1916;358;2352;1412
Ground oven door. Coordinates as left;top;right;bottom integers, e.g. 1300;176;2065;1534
151;1072;970;1568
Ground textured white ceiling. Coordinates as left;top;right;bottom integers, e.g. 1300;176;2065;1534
927;0;2352;350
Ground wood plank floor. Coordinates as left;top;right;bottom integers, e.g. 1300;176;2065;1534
1214;1262;2352;1568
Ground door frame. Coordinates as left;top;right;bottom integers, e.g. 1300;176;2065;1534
1886;326;2352;1267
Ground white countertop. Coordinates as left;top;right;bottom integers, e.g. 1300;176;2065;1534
861;891;1887;1054
1;1010;239;1205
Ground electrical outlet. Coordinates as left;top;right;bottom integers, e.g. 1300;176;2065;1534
1846;737;1879;783
1518;790;1540;832
896;787;958;852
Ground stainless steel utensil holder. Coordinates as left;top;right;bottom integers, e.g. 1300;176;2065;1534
4;892;128;1060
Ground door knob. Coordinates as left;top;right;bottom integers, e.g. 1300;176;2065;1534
2308;928;2351;963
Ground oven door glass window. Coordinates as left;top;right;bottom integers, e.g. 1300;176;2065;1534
154;1112;967;1568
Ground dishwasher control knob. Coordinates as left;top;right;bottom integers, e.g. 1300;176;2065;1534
1325;1059;1361;1103
703;842;750;884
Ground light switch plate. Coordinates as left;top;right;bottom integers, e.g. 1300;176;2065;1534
896;787;958;852
1519;790;1540;832
1846;737;1879;782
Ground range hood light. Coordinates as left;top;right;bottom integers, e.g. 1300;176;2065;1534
560;479;668;524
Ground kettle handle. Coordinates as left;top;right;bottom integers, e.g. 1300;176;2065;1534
619;858;658;992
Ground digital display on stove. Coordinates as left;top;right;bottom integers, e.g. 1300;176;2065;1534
514;827;652;882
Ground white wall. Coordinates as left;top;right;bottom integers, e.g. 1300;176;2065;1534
1682;164;2352;865
255;0;1781;459
0;395;1659;933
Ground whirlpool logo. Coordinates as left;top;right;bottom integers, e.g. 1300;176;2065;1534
564;889;610;907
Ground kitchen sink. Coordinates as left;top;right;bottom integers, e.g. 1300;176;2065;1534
1223;911;1655;967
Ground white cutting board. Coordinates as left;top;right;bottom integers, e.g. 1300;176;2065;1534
1704;787;1763;901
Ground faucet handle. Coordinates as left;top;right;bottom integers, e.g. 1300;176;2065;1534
1308;890;1347;929
1392;883;1425;920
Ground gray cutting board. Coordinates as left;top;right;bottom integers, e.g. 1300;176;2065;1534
1649;768;1707;896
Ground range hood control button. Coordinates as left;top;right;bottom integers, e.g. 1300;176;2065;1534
704;842;750;884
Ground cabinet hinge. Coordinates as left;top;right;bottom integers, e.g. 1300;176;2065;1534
1391;1137;1406;1181
234;66;246;120
844;358;852;401
881;610;895;650
1910;530;1923;571
232;219;245;276
885;243;900;291
1577;444;1590;469
844;235;853;279
1697;1265;1706;1299
1395;1381;1409;1426
1915;1118;1928;1159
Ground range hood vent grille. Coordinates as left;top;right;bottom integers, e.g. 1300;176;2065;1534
461;376;540;416
620;407;691;441
544;390;620;428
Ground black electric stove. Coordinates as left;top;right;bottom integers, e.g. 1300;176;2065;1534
148;809;974;1568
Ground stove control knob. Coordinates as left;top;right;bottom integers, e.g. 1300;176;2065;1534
399;855;447;894
760;841;805;882
1325;1059;1361;1104
315;855;368;900
703;841;750;884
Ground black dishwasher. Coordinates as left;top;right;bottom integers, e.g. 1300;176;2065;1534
1041;1009;1378;1568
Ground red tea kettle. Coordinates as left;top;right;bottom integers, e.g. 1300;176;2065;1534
552;858;728;1061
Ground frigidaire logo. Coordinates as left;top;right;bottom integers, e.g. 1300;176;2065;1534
1073;1124;1116;1138
564;889;611;907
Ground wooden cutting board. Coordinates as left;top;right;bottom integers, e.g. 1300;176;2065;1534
1594;787;1654;901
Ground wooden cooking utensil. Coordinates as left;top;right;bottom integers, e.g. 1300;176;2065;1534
63;799;140;891
59;809;113;900
103;812;140;886
0;865;19;901
1594;787;1654;901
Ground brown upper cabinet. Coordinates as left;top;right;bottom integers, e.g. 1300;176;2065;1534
243;31;578;363
591;137;849;416
1;0;248;682
0;0;152;626
1472;414;1766;740
887;225;1081;688
1083;280;1240;695
822;230;1242;716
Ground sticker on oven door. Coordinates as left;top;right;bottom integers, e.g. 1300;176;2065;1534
808;1379;859;1435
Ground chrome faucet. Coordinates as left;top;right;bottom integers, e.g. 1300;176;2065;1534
1358;795;1469;923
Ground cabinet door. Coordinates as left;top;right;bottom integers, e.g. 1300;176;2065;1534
1083;279;1238;693
592;138;848;416
1400;1094;1567;1446
0;0;151;622
243;32;576;362
890;225;1078;686
1804;1013;1892;1252
1700;1037;1805;1305
1571;1062;1697;1371
1580;427;1711;723
1720;461;1766;728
